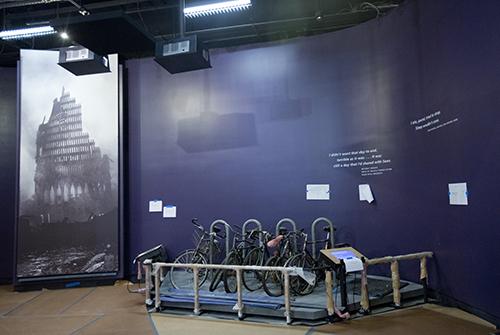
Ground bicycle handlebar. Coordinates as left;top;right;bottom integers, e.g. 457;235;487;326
192;218;227;239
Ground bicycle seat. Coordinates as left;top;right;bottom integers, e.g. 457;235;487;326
246;229;261;239
267;234;284;248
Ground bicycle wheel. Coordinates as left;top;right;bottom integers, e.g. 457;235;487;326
209;250;237;291
242;247;264;291
223;251;243;293
170;250;208;290
262;256;286;297
209;267;225;292
286;253;316;295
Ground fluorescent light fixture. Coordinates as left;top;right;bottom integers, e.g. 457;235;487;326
184;0;252;18
0;26;56;40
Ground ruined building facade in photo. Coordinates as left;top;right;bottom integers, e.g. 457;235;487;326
33;88;112;221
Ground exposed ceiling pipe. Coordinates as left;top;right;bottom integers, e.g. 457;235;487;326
2;0;170;14
202;23;356;45
66;0;89;15
0;0;59;10
179;0;184;37
155;6;394;39
360;2;380;17
125;3;178;15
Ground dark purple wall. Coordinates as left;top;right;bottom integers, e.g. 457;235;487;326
0;67;17;283
127;0;500;321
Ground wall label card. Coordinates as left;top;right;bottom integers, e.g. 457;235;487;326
149;200;163;212
163;205;177;218
306;184;330;200
359;184;374;203
449;182;468;205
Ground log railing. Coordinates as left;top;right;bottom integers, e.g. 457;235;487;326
147;262;301;324
360;251;433;311
144;250;433;324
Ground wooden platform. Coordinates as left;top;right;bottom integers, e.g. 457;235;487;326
158;275;424;322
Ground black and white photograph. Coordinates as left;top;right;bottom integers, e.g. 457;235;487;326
17;49;120;278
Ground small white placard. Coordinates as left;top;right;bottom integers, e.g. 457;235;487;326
449;182;468;205
306;184;330;200
359;184;374;203
344;257;364;273
163;205;177;218
149;200;163;212
290;267;316;286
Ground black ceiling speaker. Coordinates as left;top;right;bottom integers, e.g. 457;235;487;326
154;34;211;74
57;46;110;76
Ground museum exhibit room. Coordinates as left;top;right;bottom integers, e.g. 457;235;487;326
0;0;499;334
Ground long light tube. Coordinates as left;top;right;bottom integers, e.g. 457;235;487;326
0;26;56;40
184;0;251;18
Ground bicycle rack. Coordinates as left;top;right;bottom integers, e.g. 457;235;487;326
209;219;231;264
310;217;335;260
241;219;263;257
275;218;297;253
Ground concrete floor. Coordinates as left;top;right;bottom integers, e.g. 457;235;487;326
0;283;496;334
152;304;496;335
0;282;154;335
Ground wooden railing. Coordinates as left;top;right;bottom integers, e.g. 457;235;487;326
144;250;433;324
360;251;433;311
145;261;301;324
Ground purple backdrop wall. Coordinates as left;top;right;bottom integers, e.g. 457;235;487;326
126;0;500;322
0;67;17;283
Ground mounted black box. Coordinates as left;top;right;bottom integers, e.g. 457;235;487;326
58;47;111;76
154;35;211;74
133;245;167;264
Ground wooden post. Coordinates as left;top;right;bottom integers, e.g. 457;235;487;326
154;265;161;310
325;271;335;317
144;260;153;305
193;267;200;315
360;261;370;313
420;256;428;303
390;260;401;307
283;271;292;325
236;269;244;319
160;266;165;281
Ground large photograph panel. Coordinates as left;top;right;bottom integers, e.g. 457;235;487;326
17;50;120;279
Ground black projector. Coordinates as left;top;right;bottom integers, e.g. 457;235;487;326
154;35;211;74
58;46;111;76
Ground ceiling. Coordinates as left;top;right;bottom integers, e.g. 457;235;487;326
0;0;405;67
